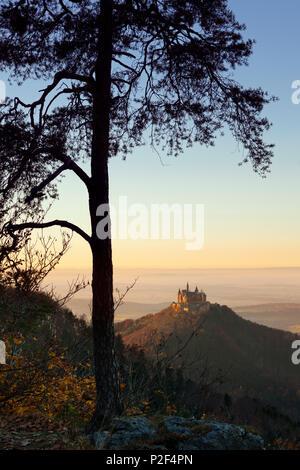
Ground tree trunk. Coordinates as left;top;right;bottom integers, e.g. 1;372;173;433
86;0;122;433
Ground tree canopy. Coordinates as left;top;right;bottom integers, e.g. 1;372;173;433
0;1;274;198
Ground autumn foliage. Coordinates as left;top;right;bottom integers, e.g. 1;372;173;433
0;287;96;423
0;338;96;421
0;287;182;426
1;285;300;449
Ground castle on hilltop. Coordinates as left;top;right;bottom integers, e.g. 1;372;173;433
178;283;207;305
172;283;207;312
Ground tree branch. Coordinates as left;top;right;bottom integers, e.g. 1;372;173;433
57;155;91;187
8;220;91;244
15;70;95;127
25;158;73;203
22;149;91;199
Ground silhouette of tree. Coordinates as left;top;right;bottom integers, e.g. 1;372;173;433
0;0;275;430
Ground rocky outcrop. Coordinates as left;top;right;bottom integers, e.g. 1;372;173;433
93;417;157;449
90;416;264;450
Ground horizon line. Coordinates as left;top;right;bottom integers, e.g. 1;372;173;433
54;265;300;271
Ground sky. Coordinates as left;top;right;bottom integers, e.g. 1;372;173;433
4;0;300;271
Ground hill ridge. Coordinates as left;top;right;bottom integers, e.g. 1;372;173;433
115;301;300;421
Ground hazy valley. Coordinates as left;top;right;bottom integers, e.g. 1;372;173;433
68;296;300;333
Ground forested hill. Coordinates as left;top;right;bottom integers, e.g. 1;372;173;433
115;303;300;420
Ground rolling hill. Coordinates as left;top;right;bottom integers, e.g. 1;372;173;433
235;303;300;333
115;302;300;420
67;298;169;321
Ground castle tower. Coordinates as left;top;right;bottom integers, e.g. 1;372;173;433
177;284;207;307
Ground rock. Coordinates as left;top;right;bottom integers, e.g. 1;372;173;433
177;440;203;451
201;421;263;450
93;417;157;450
111;416;156;434
161;417;194;436
93;430;110;449
143;444;168;451
162;417;264;450
92;416;264;451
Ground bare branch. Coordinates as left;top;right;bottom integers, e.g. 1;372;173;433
113;278;138;313
8;220;91;244
112;58;136;73
1;232;72;292
47;274;89;307
15;70;95;128
23;152;91;202
57;155;91;187
25;158;73;203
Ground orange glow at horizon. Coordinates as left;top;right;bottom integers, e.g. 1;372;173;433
56;235;300;270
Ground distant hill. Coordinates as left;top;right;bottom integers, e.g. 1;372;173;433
115;302;169;320
235;303;300;333
68;297;300;333
67;298;169;321
116;302;300;420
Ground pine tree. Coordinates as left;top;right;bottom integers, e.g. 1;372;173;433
0;0;274;431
